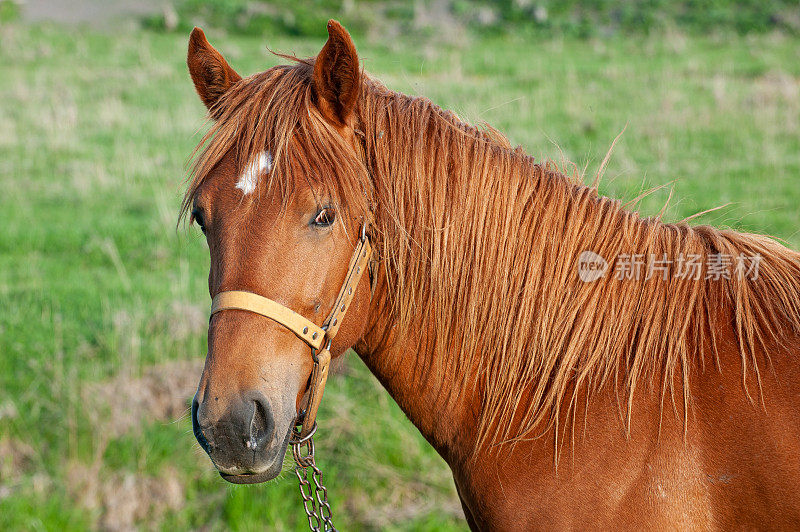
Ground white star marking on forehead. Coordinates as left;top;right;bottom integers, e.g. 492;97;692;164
235;151;272;195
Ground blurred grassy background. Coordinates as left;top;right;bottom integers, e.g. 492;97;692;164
1;0;799;530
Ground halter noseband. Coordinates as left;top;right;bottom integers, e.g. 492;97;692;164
209;227;373;439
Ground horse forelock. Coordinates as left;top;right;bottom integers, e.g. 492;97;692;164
181;58;373;224
182;55;800;454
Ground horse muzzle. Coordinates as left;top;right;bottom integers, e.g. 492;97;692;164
192;390;290;483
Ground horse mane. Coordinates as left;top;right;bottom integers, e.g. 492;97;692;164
182;58;800;451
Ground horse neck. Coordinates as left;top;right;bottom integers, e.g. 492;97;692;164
351;81;636;454
350;82;596;457
350;87;524;459
353;283;482;462
351;81;800;458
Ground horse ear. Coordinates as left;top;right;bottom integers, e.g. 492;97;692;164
313;20;361;127
187;27;241;113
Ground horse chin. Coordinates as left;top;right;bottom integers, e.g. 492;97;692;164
218;425;292;485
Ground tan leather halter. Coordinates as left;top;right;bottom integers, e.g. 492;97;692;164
210;228;373;438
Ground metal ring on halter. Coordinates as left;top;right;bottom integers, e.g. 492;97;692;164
311;337;332;364
361;223;367;241
291;421;317;445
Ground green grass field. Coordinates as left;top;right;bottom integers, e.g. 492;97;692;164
1;18;799;531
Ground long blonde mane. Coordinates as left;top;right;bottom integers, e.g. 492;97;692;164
183;59;800;450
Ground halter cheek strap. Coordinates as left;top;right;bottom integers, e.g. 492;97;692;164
210;231;373;438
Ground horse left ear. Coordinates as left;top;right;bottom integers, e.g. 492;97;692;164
313;20;361;127
187;27;241;115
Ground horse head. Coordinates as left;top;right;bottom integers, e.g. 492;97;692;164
185;22;373;484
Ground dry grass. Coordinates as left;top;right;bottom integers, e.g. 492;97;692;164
84;358;201;439
67;462;184;531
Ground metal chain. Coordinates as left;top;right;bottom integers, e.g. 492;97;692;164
291;425;337;532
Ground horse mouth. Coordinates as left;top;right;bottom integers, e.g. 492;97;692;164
217;425;292;484
220;470;278;484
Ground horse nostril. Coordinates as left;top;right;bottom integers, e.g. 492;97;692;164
247;395;274;451
192;397;213;454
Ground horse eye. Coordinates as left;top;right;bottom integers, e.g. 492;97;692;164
191;207;206;233
312;207;336;227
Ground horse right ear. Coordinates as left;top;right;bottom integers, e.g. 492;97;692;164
312;20;361;127
187;27;241;114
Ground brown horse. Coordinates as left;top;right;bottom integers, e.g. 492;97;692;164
184;20;800;530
